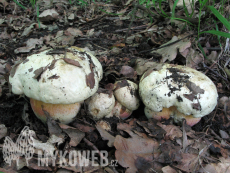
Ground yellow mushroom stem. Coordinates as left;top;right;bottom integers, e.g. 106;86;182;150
146;106;201;127
30;98;81;124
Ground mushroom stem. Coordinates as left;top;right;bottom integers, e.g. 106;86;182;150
112;101;132;119
145;106;201;127
30;98;81;124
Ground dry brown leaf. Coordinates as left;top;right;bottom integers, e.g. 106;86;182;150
162;166;178;173
114;130;159;173
39;9;59;21
64;28;83;37
198;157;230;173
120;66;136;79
72;122;95;133
174;153;199;172
61;126;85;147
152;36;191;62
85;72;95;89
185;48;203;69
96;125;115;147
157;122;182;140
14;38;44;54
63;58;82;67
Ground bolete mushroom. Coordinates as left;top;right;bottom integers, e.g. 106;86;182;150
86;88;115;120
139;63;218;126
113;80;140;119
9;46;103;124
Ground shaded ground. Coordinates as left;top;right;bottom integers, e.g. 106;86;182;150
0;0;230;172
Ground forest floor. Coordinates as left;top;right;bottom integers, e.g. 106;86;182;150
0;0;230;172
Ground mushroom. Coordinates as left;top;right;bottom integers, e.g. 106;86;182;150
86;88;115;120
112;101;132;119
113;80;140;119
139;63;218;126
9;46;103;124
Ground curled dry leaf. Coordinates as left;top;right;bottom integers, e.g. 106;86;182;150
185;48;203;69
152;36;191;63
174;153;199;172
14;38;44;54
157;122;182;140
96;125;115;147
59;124;85;147
65;28;83;37
198;157;230;173
120;65;136;79
114;130;159;173
134;58;163;76
162;166;177;173
39;9;59;22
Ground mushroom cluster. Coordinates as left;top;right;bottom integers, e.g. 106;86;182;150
9;46;103;124
113;80;140;119
139;63;218;126
86;80;140;120
9;47;218;127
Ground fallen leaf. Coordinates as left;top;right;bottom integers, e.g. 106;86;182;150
86;72;95;89
157;122;182;140
120;66;136;78
114;130;159;173
198;157;230;173
64;28;83;37
96;125;115;147
39;9;59;21
152;36;191;63
162;166;177;173
63;58;82;67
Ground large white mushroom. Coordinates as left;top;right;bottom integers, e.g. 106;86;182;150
139;63;218;126
9;46;103;124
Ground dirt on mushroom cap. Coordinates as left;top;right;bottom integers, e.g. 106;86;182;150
139;64;218;118
9;46;103;104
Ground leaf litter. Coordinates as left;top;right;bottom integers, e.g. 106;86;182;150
0;0;230;172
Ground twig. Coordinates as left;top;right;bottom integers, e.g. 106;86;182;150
115;24;148;32
203;62;228;81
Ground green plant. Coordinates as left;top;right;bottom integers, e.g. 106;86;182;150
29;0;36;8
13;0;26;10
199;6;230;38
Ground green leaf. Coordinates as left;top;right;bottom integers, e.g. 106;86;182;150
159;0;168;17
200;0;208;9
209;6;230;30
172;0;179;18
13;0;26;10
200;30;230;38
197;42;208;59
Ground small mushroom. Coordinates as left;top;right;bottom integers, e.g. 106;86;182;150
86;88;115;120
139;63;218;126
112;101;132;119
113;80;140;119
9;46;103;124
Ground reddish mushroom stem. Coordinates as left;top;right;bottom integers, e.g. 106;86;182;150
30;98;81;124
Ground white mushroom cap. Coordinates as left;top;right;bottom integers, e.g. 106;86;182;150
87;88;115;120
9;46;103;104
139;64;218;118
113;80;140;110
